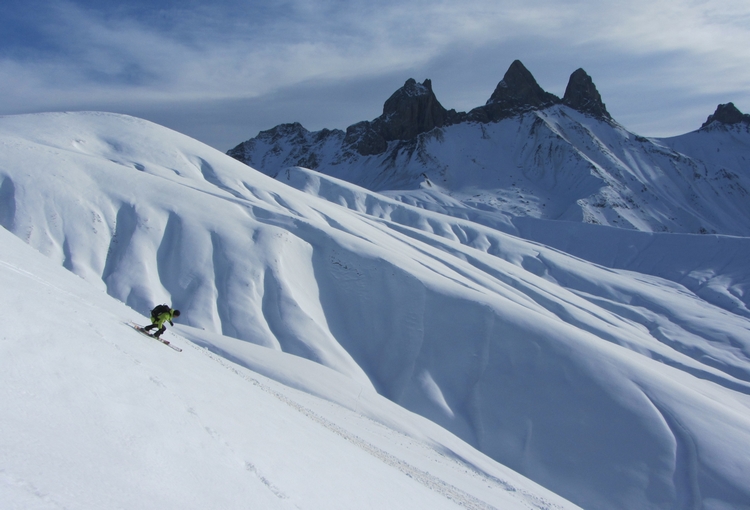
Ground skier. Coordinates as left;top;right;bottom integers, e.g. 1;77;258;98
143;304;180;340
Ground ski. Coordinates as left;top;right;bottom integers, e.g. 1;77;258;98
129;323;182;352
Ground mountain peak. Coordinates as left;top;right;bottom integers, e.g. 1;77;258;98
342;78;458;156
474;60;560;122
488;60;559;108
378;78;451;140
701;102;750;129
385;78;431;103
562;68;611;120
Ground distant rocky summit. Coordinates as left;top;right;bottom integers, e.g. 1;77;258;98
343;78;462;156
229;60;613;160
468;59;562;123
229;59;746;167
562;68;611;120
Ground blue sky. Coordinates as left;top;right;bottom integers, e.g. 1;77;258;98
2;0;750;150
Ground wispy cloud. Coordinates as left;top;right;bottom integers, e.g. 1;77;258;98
6;0;749;94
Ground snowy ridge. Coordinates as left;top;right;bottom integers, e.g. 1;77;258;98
2;112;750;509
279;165;750;318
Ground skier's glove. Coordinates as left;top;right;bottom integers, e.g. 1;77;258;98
169;321;174;326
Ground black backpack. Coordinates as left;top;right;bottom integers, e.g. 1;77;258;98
151;304;170;319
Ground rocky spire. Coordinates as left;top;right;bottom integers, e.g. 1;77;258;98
471;60;560;122
488;60;559;106
701;103;750;129
562;68;611;120
344;78;460;156
377;78;452;141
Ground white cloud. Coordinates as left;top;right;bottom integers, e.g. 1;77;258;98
2;0;749;140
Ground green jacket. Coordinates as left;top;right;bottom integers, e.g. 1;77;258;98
151;309;177;328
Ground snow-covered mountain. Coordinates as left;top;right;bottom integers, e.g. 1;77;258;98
2;110;750;510
228;60;750;237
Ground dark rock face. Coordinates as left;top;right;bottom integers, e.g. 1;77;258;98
342;78;461;155
563;69;611;120
471;60;560;121
378;78;452;140
343;121;388;157
701;103;750;128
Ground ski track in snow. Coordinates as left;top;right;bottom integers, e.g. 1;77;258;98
0;469;66;510
189;340;561;510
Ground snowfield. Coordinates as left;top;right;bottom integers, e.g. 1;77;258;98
1;228;571;510
1;112;750;509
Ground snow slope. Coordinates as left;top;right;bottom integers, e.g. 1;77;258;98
2;112;750;509
0;227;570;510
231;106;750;236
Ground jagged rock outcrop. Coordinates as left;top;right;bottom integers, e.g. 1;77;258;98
343;121;388;157
470;60;561;122
563;68;611;120
701;102;750;129
342;78;461;155
379;78;455;140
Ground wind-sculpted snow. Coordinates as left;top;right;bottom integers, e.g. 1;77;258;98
2;112;750;509
1;227;574;510
513;217;750;317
